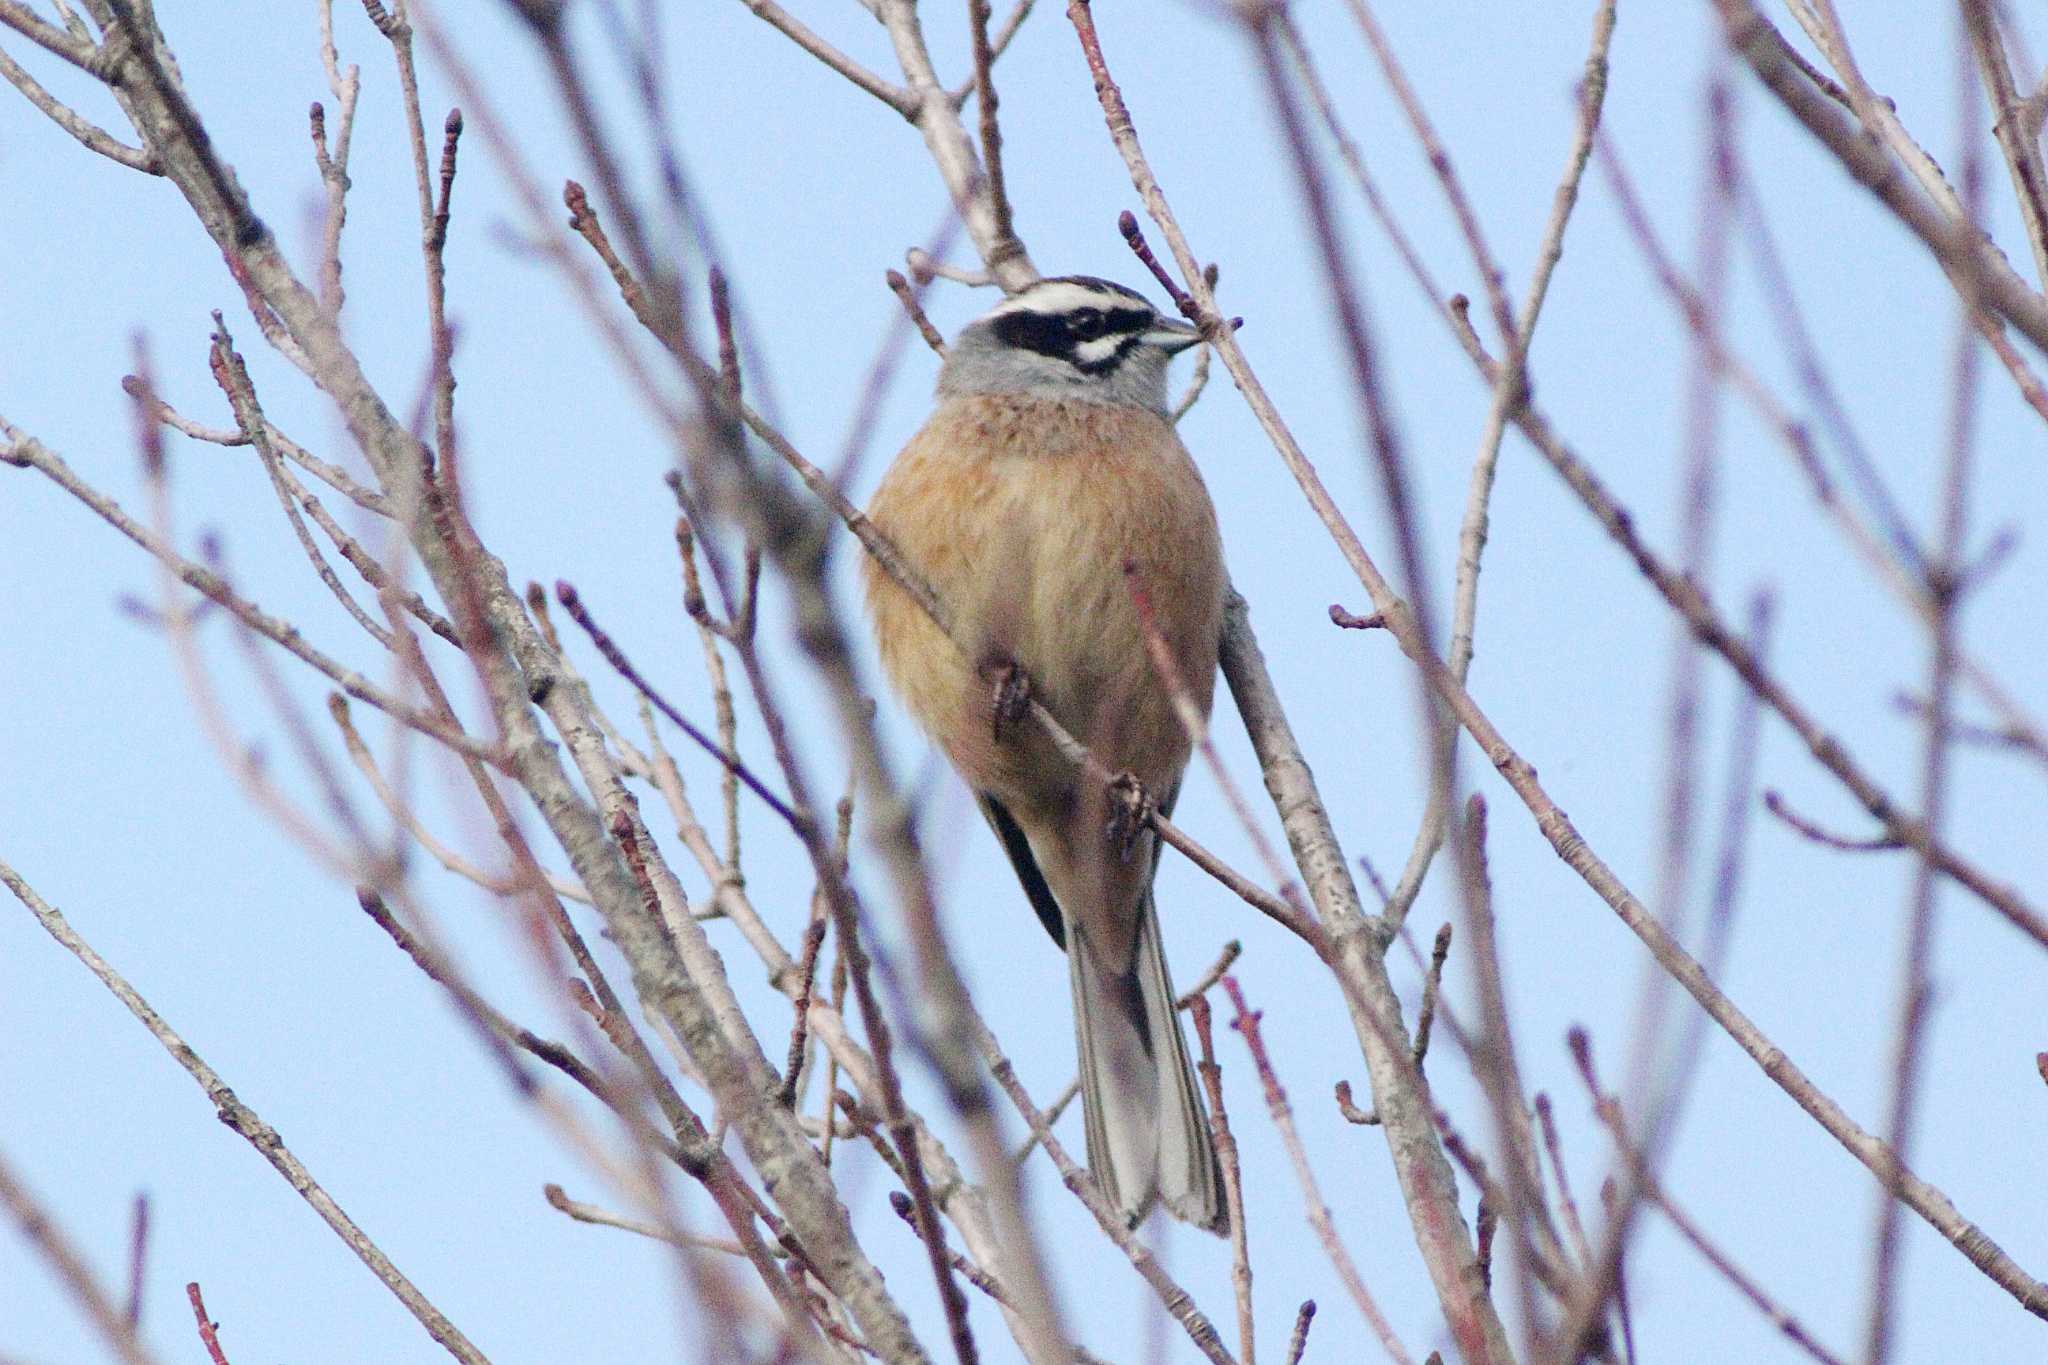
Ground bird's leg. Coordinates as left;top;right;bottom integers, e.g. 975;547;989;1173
1105;771;1154;863
986;656;1034;744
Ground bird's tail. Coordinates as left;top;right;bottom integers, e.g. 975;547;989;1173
1069;893;1226;1233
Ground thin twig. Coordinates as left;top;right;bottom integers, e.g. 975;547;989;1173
1962;0;2048;288
554;581;803;830
1282;1302;1316;1365
1572;1032;1848;1365
1223;977;1412;1365
0;421;503;769
311;0;360;316
124;1193;149;1331
1533;1094;1592;1272
950;0;1036;105
780;916;830;1107
186;1283;231;1365
1376;0;1616;939
736;0;915;117
1128;562;1313;928
0;862;490;1364
1176;939;1244;1010
211;322;395;647
886;268;947;354
543;1184;749;1256
0;1150;161;1365
967;0;1022;269
332;696;591;902
1865;55;1985;1360
1412;922;1452;1067
1713;0;2048;359
0;40;158;170
1191;996;1256;1365
976;1012;1237;1365
886;1192;1011;1307
1761;791;1904;852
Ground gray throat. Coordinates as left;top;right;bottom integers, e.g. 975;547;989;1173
936;327;1175;414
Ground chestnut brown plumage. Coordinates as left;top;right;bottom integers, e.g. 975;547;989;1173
863;277;1228;1232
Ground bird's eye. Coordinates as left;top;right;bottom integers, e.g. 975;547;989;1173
1069;309;1106;340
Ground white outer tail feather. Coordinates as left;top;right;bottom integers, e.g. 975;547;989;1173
1068;896;1225;1233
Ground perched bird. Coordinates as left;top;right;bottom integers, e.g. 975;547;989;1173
863;275;1228;1232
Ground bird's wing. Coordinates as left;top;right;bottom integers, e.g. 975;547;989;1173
975;780;1181;957
977;792;1066;949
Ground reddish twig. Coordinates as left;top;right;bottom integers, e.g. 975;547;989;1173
1283;1301;1317;1365
1474;1192;1498;1291
1412;922;1452;1068
187;1283;231;1365
967;0;1022;269
887;1191;1010;1307
1327;604;1387;631
1176;939;1244;1010
1762;791;1904;852
1573;1033;1846;1365
1533;1094;1592;1272
553;581;802;830
975;1009;1235;1364
1334;1079;1377;1126
780;916;830;1107
886;268;947;355
1223;977;1412;1364
1191;995;1257;1365
124;1192;150;1331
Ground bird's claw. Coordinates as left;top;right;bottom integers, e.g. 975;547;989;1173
1106;771;1153;863
990;659;1032;744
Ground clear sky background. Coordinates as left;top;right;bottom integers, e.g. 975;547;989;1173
3;3;2045;1363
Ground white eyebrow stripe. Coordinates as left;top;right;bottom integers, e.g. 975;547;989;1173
988;280;1147;319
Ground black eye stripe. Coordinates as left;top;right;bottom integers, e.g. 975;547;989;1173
990;304;1158;359
991;309;1070;357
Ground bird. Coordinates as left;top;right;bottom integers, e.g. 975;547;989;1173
862;275;1228;1232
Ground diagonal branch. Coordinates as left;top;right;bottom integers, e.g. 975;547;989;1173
736;0;916;117
1;861;490;1365
1715;0;2048;357
1960;0;2048;288
0;38;157;169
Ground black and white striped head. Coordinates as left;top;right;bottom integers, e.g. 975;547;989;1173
938;276;1201;413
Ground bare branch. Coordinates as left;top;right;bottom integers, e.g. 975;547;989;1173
1715;0;2048;358
976;1011;1237;1365
1762;790;1905;852
0;861;490;1364
0;0;98;70
0;39;156;169
1573;1031;1850;1365
1282;1303;1316;1365
1962;0;2048;286
0;1149;162;1365
1;420;505;769
1189;996;1257;1365
185;1283;231;1365
736;0;916;117
544;1184;749;1257
886;267;947;354
1223;978;1412;1365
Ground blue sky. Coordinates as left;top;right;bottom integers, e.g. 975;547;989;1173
3;3;2045;1362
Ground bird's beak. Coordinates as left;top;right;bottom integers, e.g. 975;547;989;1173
1141;316;1203;354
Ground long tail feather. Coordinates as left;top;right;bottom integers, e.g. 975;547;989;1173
1070;895;1225;1233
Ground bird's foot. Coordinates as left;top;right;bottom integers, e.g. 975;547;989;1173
1105;771;1154;863
989;658;1033;744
